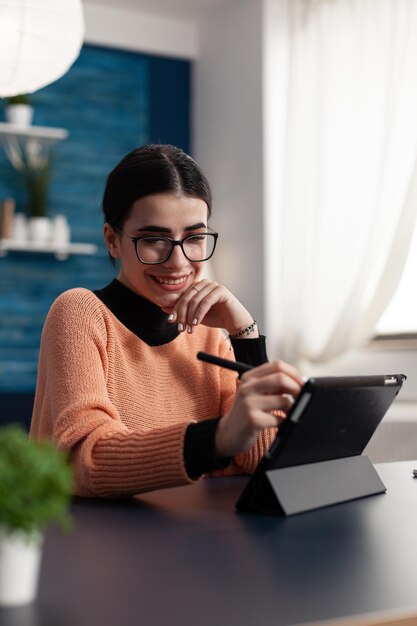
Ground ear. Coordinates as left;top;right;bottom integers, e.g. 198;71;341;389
104;223;121;259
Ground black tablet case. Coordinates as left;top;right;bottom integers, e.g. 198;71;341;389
236;374;406;516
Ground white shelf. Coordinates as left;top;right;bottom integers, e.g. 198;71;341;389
0;122;69;149
0;239;97;261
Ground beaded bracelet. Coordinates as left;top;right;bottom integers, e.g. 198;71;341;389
229;320;258;339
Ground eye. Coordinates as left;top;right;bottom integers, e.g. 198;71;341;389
141;237;167;246
186;234;206;243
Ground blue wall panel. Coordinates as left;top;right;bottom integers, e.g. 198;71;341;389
0;44;191;392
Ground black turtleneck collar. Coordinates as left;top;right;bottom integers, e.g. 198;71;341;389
93;279;179;347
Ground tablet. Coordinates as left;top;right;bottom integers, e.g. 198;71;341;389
236;373;406;513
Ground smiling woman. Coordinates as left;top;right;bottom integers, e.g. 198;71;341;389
29;143;304;498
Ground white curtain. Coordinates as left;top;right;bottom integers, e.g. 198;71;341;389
265;0;417;366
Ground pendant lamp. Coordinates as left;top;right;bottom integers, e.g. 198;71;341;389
0;0;85;98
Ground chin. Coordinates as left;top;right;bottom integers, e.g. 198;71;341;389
154;292;180;308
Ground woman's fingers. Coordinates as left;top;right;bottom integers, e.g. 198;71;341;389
241;359;304;388
215;359;304;458
187;283;224;327
215;398;288;458
240;394;293;420
240;373;302;401
181;281;218;329
167;280;222;332
165;279;260;337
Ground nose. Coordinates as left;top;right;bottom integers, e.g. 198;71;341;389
163;241;188;268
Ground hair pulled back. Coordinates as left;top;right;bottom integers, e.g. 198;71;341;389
102;144;212;229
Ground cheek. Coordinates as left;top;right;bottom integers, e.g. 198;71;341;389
119;243;138;266
193;263;205;279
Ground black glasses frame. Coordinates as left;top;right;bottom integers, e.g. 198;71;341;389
116;229;219;265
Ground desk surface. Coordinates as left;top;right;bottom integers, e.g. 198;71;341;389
1;460;417;626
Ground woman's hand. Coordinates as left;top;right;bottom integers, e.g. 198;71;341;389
161;279;256;336
215;360;304;458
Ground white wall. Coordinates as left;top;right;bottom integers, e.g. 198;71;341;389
262;0;290;352
193;0;266;328
83;2;198;58
306;346;417;402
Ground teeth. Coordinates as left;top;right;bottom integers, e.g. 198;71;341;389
156;277;186;285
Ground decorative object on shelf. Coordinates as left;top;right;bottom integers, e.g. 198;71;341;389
52;214;71;247
28;216;52;244
6;133;53;241
0;0;85;98
0;425;72;606
22;141;50;219
3;93;33;127
0;197;15;239
10;212;27;243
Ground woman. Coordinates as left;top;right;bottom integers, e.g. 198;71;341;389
30;144;303;497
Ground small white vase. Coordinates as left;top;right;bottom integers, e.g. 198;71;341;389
11;213;28;243
5;104;34;128
28;216;52;244
52;214;71;247
0;529;43;606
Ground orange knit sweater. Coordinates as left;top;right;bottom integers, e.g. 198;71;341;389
30;288;276;497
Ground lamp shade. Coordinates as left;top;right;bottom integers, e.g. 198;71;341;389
0;0;84;97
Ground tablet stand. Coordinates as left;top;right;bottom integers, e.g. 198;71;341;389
236;455;386;516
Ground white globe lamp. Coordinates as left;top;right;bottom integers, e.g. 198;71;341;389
0;0;85;98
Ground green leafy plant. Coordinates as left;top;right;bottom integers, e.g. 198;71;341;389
21;156;51;218
4;94;31;106
6;141;52;218
0;425;72;535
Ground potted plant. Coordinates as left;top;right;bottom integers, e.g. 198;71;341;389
3;93;34;127
22;145;52;242
6;139;53;242
0;425;72;606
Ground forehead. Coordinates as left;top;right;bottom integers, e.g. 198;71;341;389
127;193;208;229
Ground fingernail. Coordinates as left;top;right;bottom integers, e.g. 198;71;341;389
168;314;175;321
178;323;184;332
192;318;198;325
186;325;192;333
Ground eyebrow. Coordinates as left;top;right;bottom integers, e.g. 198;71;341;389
136;222;207;234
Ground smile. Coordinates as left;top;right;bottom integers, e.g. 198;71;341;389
150;274;192;292
153;276;188;285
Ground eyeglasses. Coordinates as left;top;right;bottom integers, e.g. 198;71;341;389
116;229;218;264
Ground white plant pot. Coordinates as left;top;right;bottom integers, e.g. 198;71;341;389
0;529;43;606
5;104;34;128
52;214;70;247
11;213;28;243
28;216;52;244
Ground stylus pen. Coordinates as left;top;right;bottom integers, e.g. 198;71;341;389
197;351;253;375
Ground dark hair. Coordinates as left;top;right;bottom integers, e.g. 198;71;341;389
102;144;212;230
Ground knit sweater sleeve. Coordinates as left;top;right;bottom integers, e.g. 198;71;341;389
30;290;193;498
230;335;268;366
